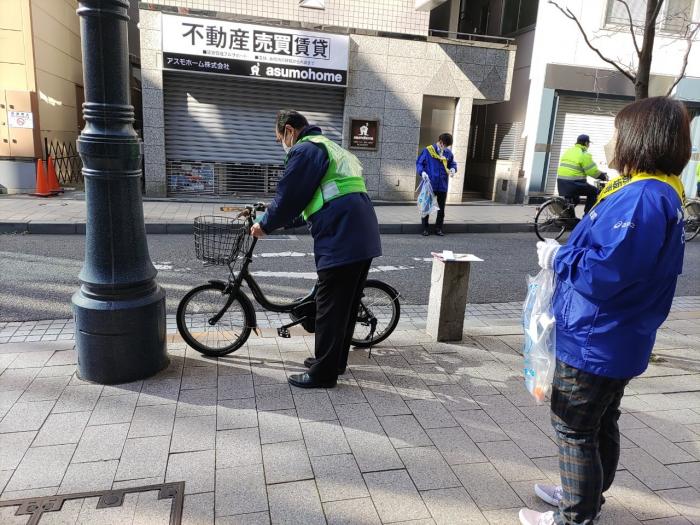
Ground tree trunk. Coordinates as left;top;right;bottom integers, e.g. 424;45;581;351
636;0;662;99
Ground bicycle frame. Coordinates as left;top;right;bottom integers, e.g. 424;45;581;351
206;207;315;328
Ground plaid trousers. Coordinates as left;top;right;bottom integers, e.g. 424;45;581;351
550;359;629;525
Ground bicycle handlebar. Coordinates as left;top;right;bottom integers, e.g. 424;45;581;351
235;202;268;220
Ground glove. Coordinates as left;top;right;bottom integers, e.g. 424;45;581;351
421;172;429;182
536;241;561;270
449;168;456;178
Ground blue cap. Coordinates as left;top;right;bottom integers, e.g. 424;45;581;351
577;134;591;144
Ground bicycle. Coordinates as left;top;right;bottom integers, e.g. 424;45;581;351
534;178;607;242
685;197;700;242
176;203;401;357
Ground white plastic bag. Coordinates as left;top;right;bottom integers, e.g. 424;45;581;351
522;264;557;403
417;178;440;218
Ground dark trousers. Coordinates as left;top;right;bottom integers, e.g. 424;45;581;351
422;190;447;229
309;259;372;381
550;359;629;525
557;179;599;214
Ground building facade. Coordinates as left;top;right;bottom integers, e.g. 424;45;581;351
139;0;517;202
464;0;700;201
0;0;84;194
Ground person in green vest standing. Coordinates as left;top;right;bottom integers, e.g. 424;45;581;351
250;110;381;389
557;134;607;214
696;160;700;197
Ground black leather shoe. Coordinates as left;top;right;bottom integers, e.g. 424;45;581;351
435;229;445;236
304;357;345;375
288;372;337;389
422;229;430;236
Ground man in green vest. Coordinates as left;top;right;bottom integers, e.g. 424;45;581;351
557;134;607;214
696;160;700;197
250;110;381;389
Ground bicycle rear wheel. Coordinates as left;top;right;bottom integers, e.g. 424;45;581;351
352;280;400;348
176;282;253;356
535;200;567;242
684;202;700;242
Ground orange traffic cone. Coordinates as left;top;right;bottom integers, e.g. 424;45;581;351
47;155;63;194
31;159;54;197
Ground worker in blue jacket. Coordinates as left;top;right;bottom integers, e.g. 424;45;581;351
250;110;381;389
520;97;689;525
416;133;457;236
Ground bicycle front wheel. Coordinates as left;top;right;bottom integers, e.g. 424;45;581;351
176;282;253;356
684;202;700;242
534;200;567;242
352;280;400;348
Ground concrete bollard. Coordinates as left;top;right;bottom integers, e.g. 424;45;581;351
426;252;483;342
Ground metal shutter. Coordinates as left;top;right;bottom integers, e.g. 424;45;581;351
163;71;345;197
545;96;630;195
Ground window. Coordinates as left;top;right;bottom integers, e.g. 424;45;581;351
502;0;539;35
605;0;695;34
606;0;647;26
662;0;694;33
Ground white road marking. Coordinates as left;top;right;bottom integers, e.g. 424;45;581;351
255;252;309;258
153;262;174;270
250;265;414;280
250;271;318;280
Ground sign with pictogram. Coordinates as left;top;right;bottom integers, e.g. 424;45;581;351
350;119;379;150
8;111;34;129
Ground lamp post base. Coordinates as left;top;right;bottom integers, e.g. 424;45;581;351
72;285;169;384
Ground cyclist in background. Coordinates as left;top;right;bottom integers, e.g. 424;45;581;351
250;110;381;390
557;134;607;214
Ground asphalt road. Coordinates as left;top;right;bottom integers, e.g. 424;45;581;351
1;232;699;322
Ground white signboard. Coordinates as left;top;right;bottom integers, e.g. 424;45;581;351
8;111;34;129
162;14;349;86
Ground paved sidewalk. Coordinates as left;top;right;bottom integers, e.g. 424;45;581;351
0;301;699;524
0;195;537;235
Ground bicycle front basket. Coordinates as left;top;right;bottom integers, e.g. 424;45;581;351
193;215;249;265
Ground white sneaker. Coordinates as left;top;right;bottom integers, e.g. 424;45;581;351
533;484;602;522
534;484;563;507
519;509;555;525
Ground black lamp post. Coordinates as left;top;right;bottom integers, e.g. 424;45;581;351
73;0;168;384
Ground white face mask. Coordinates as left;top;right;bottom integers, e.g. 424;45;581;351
282;129;293;154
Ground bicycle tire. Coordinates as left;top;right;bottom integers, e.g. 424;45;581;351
534;200;567;242
352;279;401;348
684;201;700;242
683;208;700;242
176;282;254;356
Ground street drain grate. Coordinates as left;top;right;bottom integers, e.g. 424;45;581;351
0;481;184;524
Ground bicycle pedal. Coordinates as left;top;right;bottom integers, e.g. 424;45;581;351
277;327;291;338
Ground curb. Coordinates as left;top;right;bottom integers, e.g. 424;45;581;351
0;222;535;235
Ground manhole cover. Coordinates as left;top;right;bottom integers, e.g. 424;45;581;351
0;482;184;524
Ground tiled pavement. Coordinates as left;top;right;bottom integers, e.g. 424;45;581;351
2;297;699;344
0;302;699;524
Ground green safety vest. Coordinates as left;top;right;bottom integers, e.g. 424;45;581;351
294;134;368;220
696;162;700;183
557;144;601;180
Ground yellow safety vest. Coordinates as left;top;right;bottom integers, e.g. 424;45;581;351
557;144;601;180
295;135;368;220
592;171;686;211
426;144;449;175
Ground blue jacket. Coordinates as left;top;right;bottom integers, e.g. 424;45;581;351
259;126;382;271
416;144;457;193
552;178;685;379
